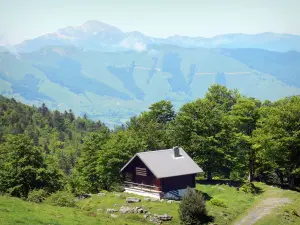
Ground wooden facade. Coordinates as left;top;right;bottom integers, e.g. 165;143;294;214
122;156;160;190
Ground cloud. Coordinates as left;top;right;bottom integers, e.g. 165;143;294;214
0;34;20;59
0;34;7;46
120;40;147;52
134;42;146;52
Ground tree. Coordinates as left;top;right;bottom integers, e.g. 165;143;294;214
0;134;63;197
253;97;300;188
126;100;175;150
172;98;234;180
230;97;261;181
97;131;146;190
179;187;207;225
205;84;239;113
127;115;171;150
148;100;175;124
76;132;109;193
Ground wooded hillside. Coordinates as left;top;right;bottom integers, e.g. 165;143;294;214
0;84;299;198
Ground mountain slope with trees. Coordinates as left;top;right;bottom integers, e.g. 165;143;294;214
0;84;299;199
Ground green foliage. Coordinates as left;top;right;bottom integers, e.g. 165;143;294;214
97;131;146;190
240;182;258;194
76;132;109;193
173;86;238;180
229;97;261;181
147;100;176;124
253;97;300;188
179;187;207;225
68;169;87;196
45;191;76;207
27;189;48;203
0;95;109;196
1;84;300;202
291;209;299;217
210;198;227;208
0;134;63;197
126;100;175;151
109;182;125;192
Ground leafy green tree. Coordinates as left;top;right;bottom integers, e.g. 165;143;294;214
173;98;234;180
148;100;175;124
76;132;109;193
126;100;175;151
0;134;63;197
253;97;300;188
230;97;261;181
127;115;170;150
98;131;146;190
205;84;239;112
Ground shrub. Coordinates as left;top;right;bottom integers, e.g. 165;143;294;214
240;182;258;194
109;182;124;192
45;191;76;207
230;171;246;181
81;205;93;211
179;187;207;225
210;198;227;208
27;189;48;203
291;209;299;217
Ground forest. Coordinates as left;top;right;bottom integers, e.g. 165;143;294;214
0;84;299;199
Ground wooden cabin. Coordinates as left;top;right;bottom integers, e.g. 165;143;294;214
120;147;203;199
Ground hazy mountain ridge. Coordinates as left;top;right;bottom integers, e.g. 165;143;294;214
11;21;300;53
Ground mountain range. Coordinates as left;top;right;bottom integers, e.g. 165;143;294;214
1;20;300;126
11;20;300;53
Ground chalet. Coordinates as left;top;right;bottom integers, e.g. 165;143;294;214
120;146;203;200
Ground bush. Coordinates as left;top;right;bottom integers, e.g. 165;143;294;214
240;182;258;194
179;187;207;225
210;198;227;208
45;191;76;207
230;171;246;181
109;182;124;192
27;189;48;203
291;209;299;217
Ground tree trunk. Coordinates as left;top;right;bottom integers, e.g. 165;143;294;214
276;169;284;187
248;159;254;182
288;176;295;189
207;170;212;181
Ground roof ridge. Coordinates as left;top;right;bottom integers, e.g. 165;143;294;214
137;148;174;154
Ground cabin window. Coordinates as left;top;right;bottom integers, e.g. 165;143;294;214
136;167;147;176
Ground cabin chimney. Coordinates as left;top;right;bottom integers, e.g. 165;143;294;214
173;146;181;157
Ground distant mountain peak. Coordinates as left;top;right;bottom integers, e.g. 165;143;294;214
81;20;123;33
56;20;123;38
14;20;300;53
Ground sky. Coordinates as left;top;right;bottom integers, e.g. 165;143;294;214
0;0;299;44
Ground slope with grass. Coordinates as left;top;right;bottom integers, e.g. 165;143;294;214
3;183;298;225
234;183;300;225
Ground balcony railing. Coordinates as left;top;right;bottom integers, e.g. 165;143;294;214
124;181;161;193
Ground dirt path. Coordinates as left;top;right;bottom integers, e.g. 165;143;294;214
234;197;291;225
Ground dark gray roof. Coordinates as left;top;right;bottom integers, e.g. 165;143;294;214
121;148;203;178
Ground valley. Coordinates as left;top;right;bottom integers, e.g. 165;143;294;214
1;44;300;126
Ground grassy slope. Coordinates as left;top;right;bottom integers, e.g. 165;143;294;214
233;183;300;225
0;183;277;225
